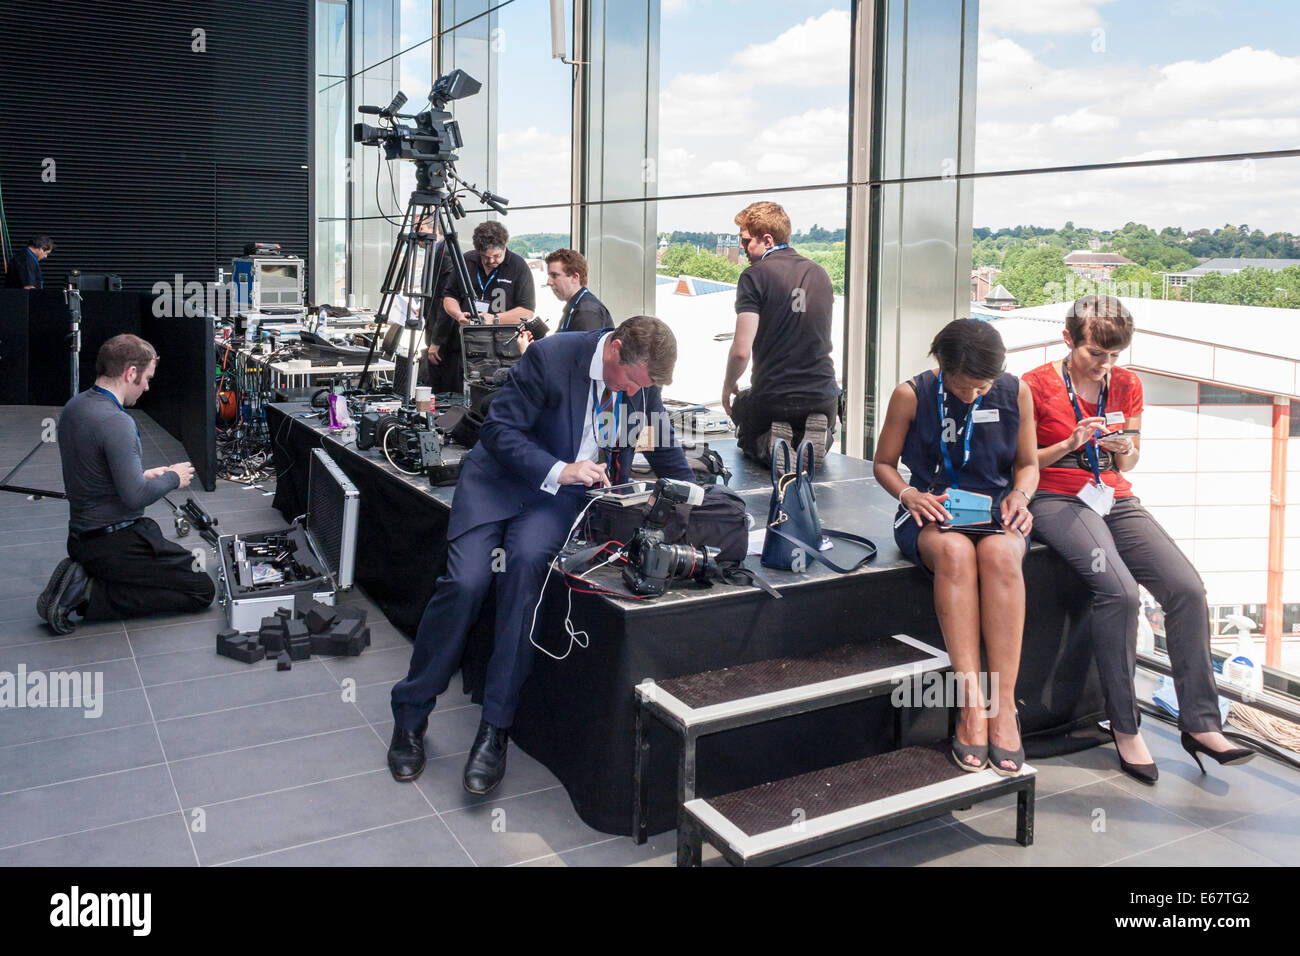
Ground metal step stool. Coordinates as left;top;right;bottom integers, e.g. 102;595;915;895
678;742;1035;866
633;633;950;851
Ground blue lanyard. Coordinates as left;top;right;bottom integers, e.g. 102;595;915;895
759;243;788;261
474;265;499;298
562;288;589;331
1061;360;1107;485
92;385;140;439
936;371;983;490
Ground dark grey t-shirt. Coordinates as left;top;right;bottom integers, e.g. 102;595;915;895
734;247;839;404
57;388;179;533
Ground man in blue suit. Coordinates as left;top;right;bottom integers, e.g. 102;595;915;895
389;316;694;792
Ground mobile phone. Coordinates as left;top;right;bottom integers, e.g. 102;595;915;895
1105;429;1140;437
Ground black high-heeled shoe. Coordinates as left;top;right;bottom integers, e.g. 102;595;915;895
1106;726;1158;785
1181;732;1256;773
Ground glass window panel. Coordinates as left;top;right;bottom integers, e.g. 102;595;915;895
639;189;846;406
655;1;851;199
975;0;1300;172
967;157;1300;689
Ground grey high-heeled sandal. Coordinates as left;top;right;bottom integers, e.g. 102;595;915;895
951;734;988;772
988;713;1024;777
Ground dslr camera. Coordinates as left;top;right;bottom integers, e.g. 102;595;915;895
622;478;722;597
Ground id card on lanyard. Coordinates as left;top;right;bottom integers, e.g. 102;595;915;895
474;266;498;316
592;381;623;483
1062;360;1114;516
561;288;589;331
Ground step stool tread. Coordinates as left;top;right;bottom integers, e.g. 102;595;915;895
693;742;1033;840
648;634;943;711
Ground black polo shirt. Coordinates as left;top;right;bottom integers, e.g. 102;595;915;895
464;249;535;316
734;246;839;404
5;249;43;289
559;287;613;332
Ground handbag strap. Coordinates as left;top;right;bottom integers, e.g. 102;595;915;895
796;438;816;481
770;437;793;486
767;524;878;574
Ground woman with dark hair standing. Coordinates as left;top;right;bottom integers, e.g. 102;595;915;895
874;319;1039;775
1023;295;1253;783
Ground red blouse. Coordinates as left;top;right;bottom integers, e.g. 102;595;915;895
1023;362;1143;499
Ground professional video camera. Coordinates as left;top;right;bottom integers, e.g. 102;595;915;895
356;407;442;476
622;478;723;597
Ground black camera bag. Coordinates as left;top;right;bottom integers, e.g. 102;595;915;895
588;483;748;567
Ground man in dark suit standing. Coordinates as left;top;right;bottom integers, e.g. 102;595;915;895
388;316;693;793
545;249;613;332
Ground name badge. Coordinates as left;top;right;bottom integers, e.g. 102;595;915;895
1105;411;1126;425
473;299;491;315
971;409;1000;424
1078;480;1115;517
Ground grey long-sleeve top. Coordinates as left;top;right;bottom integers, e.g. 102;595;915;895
57;387;180;533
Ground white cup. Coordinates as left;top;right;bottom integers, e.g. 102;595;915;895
414;386;433;413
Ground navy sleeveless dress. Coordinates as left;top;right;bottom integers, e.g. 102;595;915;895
893;369;1022;570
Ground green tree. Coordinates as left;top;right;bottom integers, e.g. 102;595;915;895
805;249;845;295
658;242;695;276
999;245;1070;307
681;250;742;283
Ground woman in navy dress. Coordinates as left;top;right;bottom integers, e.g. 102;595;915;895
873;319;1039;775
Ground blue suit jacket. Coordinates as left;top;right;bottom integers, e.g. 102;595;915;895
448;329;694;539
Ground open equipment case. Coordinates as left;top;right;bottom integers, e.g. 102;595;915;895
217;448;360;632
460;324;524;409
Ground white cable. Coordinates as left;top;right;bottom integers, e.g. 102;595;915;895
527;494;600;661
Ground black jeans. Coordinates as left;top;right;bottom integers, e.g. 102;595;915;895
732;389;839;462
1029;493;1221;735
68;518;216;621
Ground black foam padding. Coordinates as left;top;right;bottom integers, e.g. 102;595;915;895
285;619;309;639
304;606;338;634
705;743;964;837
333;604;367;624
276;651;292;671
274;606;293;620
287;636;312;661
656;637;934;710
331;617;363;641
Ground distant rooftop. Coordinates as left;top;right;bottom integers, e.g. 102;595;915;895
1172;257;1300;277
984;283;1016;304
1064;250;1133;265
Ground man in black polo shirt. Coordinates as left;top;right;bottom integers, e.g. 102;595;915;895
38;334;216;634
437;221;536;390
5;235;53;289
722;201;840;465
544;248;612;332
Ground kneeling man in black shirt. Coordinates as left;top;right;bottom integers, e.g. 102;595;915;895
722;201;840;465
39;334;216;634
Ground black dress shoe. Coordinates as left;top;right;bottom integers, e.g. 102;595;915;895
37;558;74;622
388;719;428;782
1181;732;1256;772
46;563;89;636
463;719;508;795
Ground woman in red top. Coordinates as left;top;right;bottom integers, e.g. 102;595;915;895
1024;295;1253;783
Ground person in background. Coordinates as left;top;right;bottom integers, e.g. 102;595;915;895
1023;294;1254;783
39;334;214;634
722;201;840;465
544;249;613;332
873;319;1038;776
5;235;53;289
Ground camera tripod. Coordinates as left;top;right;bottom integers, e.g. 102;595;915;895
356;161;507;399
0;281;82;500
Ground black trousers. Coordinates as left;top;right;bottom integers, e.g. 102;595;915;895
67;518;216;621
731;389;839;462
1029;493;1221;735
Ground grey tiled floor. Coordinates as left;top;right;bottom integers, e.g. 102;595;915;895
2;406;1298;866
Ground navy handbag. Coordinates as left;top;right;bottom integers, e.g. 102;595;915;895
761;438;877;573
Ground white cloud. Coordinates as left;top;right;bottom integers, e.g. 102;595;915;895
979;0;1117;35
730;9;851;88
974;34;1300;231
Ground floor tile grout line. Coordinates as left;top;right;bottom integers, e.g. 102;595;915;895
1100;828;1218;867
437;783;566;817
944;769;1131;826
125;630;203;867
181;767;387;812
210;813;443;866
336;665;479;868
0;809;185;855
1;760;171;797
163;722;377;767
0;718;160;752
508;835;625;867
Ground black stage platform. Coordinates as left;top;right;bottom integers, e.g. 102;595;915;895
266;401;1104;836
